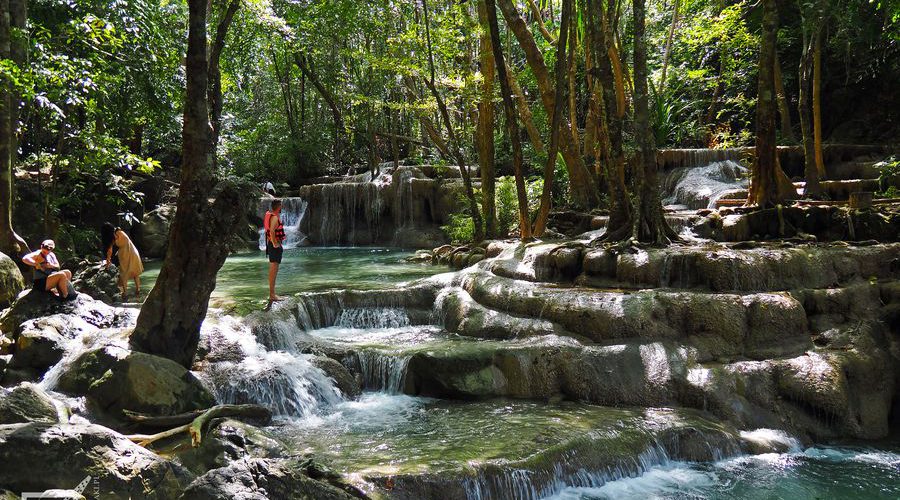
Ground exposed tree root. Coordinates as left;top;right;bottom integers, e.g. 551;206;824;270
125;404;272;448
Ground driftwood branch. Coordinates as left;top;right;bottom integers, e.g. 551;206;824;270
125;404;272;448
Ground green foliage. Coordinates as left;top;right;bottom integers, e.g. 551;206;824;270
875;156;900;197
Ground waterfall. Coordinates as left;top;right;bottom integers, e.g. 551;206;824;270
198;314;344;417
356;350;411;393
662;160;749;209
335;307;411;329
205;351;344;417
258;197;309;249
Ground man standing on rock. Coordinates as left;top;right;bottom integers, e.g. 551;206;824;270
264;199;285;305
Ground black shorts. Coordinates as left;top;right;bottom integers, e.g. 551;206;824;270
33;278;47;291
266;243;283;264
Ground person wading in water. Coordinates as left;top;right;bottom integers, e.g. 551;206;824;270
264;199;286;304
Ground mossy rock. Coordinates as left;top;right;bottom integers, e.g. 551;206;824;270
0;252;24;309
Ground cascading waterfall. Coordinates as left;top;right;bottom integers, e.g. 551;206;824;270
356;350;411;393
258;197;309;249
662;160;749;209
461;434;742;500
335;307;412;329
199;314;344;418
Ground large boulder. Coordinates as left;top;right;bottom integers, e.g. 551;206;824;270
136;203;176;258
0;382;62;424
310;356;361;398
57;346;215;417
71;263;123;304
0;290;127;338
0;251;24;308
174;419;287;476
0;422;189;499
179;457;360;500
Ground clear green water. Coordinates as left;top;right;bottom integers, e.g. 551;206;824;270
549;445;900;499
142;247;447;313
275;397;697;476
167;247;899;499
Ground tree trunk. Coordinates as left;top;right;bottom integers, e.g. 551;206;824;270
130;0;250;368
630;0;674;245
486;0;531;240
532;0;571;237
526;0;556;44
497;0;599;210
271;50;298;140
747;0;794;208
207;0;240;148
294;53;343;164
773;51;795;142
659;0;680;92
476;0;498;238
422;0;484;242
505;63;544;154
586;0;630;238
812;28;825;178
798;32;820;196
0;0;27;257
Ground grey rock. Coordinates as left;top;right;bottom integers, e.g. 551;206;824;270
179;457;360;500
0;382;62;424
0;422;190;499
0;251;25;308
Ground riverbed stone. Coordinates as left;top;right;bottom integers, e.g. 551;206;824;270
0;422;189;499
137;203;176;258
57;346;215;417
174;419;287;476
179;457;360;500
0;382;62;424
311;355;361;398
0;251;24;309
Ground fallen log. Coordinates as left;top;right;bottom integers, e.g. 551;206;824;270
125;404;271;448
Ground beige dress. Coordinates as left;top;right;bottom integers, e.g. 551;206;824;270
114;230;144;286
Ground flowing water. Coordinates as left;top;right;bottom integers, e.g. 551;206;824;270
175;247;900;499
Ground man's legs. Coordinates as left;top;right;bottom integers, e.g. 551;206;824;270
46;270;71;298
268;262;280;301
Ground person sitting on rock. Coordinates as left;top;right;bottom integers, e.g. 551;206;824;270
21;240;75;300
101;223;144;301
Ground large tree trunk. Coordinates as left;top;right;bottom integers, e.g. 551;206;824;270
812;29;825;178
486;0;531;240
747;0;795;208
294;53;343;164
532;0;571;237
207;0;240;148
497;0;600;210
130;0;250;368
798;34;819;196
586;0;630;239
476;0;498;238
773;51;795;142
0;0;27;256
630;0;673;245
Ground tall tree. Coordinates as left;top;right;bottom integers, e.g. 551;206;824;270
0;0;28;257
586;0;630;240
476;0;498;238
497;0;600;210
630;0;675;244
130;0;250;368
532;0;571;237
208;0;241;149
294;53;344;165
422;0;484;242
485;0;531;240
747;0;796;207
